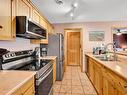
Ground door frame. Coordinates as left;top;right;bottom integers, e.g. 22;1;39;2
64;28;83;71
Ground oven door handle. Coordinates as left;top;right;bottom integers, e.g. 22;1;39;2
36;68;53;85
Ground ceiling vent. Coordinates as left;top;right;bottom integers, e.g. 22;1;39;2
55;0;63;5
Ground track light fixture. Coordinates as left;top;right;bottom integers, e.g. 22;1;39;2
69;1;78;19
55;0;63;5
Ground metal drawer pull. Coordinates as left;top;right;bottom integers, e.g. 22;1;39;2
0;25;3;29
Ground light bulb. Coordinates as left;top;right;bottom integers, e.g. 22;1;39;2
73;2;78;8
116;32;122;35
70;12;74;17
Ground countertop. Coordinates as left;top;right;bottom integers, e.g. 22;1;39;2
39;56;57;60
0;70;36;95
85;53;127;80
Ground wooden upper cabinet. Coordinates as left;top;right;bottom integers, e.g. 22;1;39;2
31;9;49;44
48;24;54;34
40;17;48;30
32;9;40;23
16;0;32;18
0;0;16;40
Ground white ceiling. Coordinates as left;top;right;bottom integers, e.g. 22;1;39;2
32;0;127;24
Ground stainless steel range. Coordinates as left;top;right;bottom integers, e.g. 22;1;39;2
0;50;53;95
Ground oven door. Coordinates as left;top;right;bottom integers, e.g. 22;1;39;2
36;67;53;95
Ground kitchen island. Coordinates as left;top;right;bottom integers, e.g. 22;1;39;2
0;71;36;95
85;53;127;95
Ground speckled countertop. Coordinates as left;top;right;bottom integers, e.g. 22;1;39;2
85;53;127;80
0;71;36;95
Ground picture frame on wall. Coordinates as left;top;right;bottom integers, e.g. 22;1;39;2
89;31;105;41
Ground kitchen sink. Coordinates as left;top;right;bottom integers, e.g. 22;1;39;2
94;54;119;61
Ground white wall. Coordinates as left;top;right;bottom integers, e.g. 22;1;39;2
0;38;39;51
54;21;127;52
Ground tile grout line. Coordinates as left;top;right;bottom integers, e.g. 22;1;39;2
78;66;86;95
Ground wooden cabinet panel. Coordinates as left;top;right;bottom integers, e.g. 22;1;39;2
23;85;35;95
12;77;35;95
88;58;94;84
16;0;32;18
40;17;47;29
32;9;40;23
117;90;127;95
0;0;15;40
88;56;127;95
103;77;117;95
94;63;102;95
48;24;54;34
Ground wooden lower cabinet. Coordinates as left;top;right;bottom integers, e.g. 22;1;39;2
12;76;35;95
88;57;127;95
94;63;103;95
103;76;117;95
88;58;94;83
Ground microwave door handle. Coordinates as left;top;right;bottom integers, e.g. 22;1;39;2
36;68;53;85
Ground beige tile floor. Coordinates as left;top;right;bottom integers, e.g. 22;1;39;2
53;66;97;95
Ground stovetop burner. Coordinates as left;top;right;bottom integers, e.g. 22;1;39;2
17;59;51;71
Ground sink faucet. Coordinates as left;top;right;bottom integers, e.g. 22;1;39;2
105;43;117;61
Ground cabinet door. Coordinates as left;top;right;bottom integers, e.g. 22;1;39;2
0;0;14;40
94;63;103;95
48;24;54;34
103;77;117;95
89;59;94;84
117;90;127;95
16;0;32;18
32;9;40;23
40;17;47;29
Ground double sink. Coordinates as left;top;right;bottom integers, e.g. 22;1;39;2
94;54;120;61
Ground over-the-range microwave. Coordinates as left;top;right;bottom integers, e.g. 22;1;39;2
16;16;46;39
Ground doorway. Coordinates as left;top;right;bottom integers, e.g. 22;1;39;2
65;29;82;66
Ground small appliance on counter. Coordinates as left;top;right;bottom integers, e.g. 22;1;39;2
41;47;47;57
40;44;48;57
93;44;105;55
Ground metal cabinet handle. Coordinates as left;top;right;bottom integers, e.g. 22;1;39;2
0;25;3;29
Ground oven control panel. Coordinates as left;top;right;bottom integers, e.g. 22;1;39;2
2;50;33;61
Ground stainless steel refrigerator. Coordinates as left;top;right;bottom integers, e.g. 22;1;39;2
47;33;64;81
